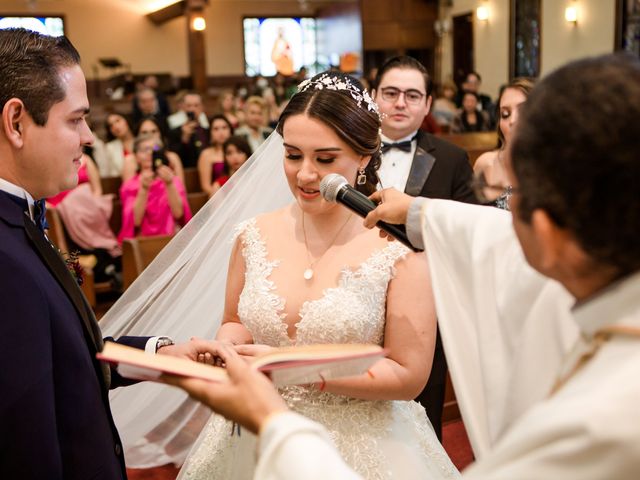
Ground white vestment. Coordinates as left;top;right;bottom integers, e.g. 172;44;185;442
413;199;578;456
419;199;640;478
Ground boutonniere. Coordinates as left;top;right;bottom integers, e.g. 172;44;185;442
62;250;84;286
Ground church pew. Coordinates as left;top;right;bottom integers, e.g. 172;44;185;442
121;234;174;290
438;131;498;167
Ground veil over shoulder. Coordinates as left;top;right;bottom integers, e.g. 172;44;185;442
100;132;293;467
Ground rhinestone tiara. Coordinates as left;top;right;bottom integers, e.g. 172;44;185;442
296;73;380;117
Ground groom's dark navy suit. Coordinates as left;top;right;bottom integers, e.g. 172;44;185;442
0;190;148;479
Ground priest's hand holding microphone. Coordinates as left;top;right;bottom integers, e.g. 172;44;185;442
319;174;419;248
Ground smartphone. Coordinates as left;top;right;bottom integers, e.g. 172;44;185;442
186;111;196;122
152;147;170;172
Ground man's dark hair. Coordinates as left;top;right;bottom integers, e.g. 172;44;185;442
512;53;640;274
0;28;81;126
374;56;433;97
467;71;482;82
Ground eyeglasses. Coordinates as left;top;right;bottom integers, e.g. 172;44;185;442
471;171;519;208
379;87;426;105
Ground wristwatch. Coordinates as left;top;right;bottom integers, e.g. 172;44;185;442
155;336;175;352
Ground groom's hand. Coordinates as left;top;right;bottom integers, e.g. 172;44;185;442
157;337;221;365
162;344;288;434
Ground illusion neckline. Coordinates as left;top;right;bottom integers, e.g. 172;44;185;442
246;218;403;344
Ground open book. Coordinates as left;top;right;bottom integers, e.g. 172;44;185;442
97;342;387;387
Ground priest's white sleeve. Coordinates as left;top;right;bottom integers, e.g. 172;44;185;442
413;199;577;458
255;412;362;480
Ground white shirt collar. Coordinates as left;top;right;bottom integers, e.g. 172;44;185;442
572;270;640;336
380;130;418;145
0;177;36;218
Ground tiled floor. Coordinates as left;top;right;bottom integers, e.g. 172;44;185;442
126;419;474;479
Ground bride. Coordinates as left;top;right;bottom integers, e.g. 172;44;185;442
100;73;457;479
178;73;458;479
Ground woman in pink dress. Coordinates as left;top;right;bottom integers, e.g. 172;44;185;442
197;115;234;195
208;135;252;197
118;135;192;242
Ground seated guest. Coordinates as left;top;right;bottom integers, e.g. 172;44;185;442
219;90;241;129
234;95;273;152
47;152;121;281
208;135;252;197
167;90;210;131
452;91;490;133
263;88;283;129
473;77;534;209
123;117;185;185
131;86;169;132
137;75;170;116
168;92;210;168
456;71;494;124
197;114;233;196
103;113;135;177
118;135;192;242
432;80;459;128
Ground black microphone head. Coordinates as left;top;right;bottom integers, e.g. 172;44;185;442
320;173;349;202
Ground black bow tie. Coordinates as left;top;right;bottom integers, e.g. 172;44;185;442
381;139;413;153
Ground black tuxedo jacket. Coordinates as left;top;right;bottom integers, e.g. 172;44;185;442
404;130;477;203
393;130;476;439
168;125;210;169
0;191;148;479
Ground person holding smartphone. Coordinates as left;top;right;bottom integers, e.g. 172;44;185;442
168;92;210;168
118;134;192;242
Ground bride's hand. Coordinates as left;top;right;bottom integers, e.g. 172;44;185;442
193;339;234;366
233;344;275;363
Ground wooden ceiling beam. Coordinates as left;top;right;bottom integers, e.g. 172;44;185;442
146;1;186;25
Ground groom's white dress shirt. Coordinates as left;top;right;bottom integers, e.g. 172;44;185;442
377;131;417;191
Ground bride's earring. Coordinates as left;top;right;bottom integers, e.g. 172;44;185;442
357;167;367;185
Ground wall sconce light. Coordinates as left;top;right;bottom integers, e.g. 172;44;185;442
476;3;490;22
565;3;578;24
192;16;206;31
434;19;452;37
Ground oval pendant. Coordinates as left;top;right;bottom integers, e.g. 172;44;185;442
303;268;314;280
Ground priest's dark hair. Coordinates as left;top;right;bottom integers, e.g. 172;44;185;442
511;53;640;274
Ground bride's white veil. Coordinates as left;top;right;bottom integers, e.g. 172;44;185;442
100;132;293;467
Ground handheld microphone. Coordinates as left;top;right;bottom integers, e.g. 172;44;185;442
320;174;422;252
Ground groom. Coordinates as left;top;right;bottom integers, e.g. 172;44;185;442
0;29;217;479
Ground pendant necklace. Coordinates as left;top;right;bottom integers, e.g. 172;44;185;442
301;211;353;281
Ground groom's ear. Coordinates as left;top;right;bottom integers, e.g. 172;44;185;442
2;98;27;149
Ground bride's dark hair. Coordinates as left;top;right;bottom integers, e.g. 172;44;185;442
276;72;382;196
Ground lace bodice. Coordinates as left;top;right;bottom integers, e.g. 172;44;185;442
236;218;409;348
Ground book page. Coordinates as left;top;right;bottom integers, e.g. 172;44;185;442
97;342;385;386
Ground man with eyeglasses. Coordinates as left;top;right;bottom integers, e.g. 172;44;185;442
372;55;477;441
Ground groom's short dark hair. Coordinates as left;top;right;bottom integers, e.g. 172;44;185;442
512;53;640;274
0;28;81;126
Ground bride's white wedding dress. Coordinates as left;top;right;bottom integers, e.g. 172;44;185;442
178;218;459;480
